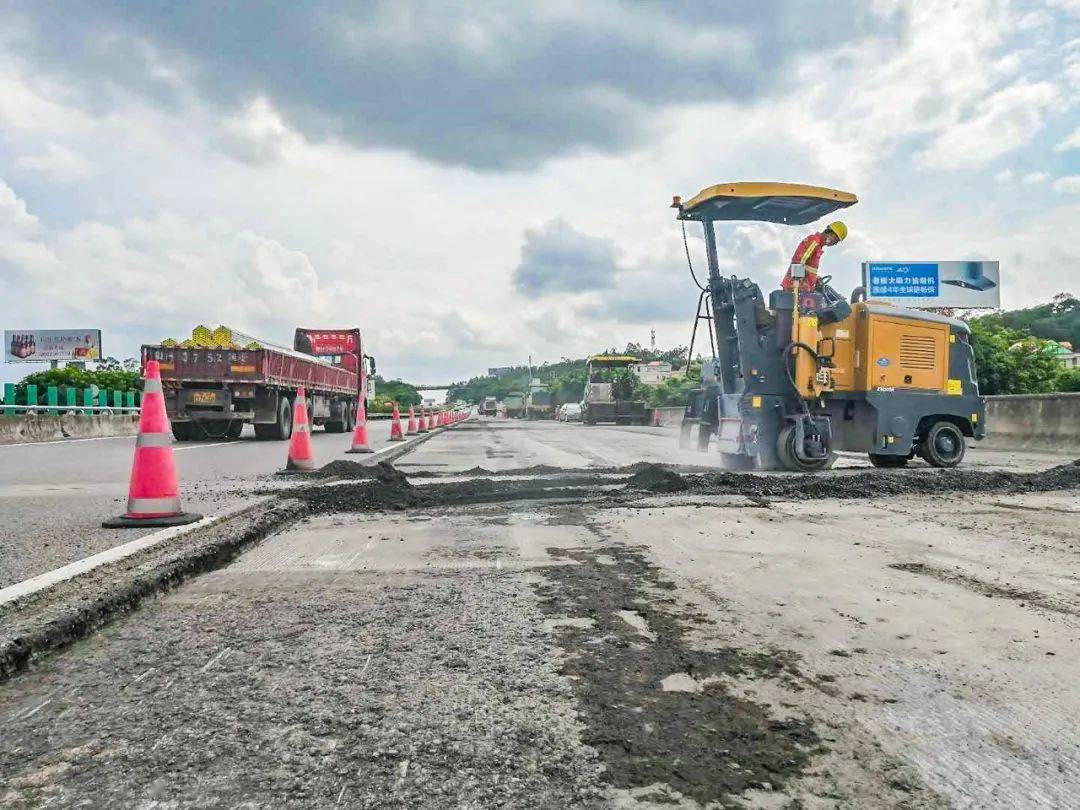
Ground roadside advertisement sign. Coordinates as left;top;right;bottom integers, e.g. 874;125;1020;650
4;329;103;363
487;366;516;378
862;261;1000;308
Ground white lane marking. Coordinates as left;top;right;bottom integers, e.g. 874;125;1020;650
173;441;233;451
0;500;265;606
0;435;133;449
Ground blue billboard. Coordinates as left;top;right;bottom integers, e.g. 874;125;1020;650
866;263;939;298
862;261;1000;308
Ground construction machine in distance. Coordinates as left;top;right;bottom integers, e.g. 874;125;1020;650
673;182;986;471
503;391;527;418
582;355;650;425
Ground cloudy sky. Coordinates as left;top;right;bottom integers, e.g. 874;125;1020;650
2;0;1078;383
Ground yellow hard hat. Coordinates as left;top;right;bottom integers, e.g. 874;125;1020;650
825;221;848;241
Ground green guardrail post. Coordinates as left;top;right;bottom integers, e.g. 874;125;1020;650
82;388;94;414
112;390;122;409
65;388;77;410
125;391;136;410
98;390;108;409
26;385;38;414
46;386;59;415
3;383;14;417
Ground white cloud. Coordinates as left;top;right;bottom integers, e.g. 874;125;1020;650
1052;175;1080;193
218;97;306;166
15;142;97;182
1022;171;1050;184
1055;126;1080;151
995;169;1014;183
917;82;1059;170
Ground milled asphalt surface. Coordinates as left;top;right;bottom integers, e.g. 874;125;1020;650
0;419;412;589
1;419;1078;807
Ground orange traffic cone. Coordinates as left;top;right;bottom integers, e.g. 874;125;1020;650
285;386;317;472
346;396;372;453
418;405;429;433
389;401;404;441
103;360;202;528
406;405;418;435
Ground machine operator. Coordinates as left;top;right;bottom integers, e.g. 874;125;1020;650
781;221;847;293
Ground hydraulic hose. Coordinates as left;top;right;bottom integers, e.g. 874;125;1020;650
783;341;819;418
682;220;708;292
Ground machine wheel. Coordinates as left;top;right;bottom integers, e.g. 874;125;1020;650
225;420;244;439
868;453;907;468
255;396;293;440
918;421;966;467
776;425;836;472
171;421;193;442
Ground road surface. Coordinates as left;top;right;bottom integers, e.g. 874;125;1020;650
1;419;1078;808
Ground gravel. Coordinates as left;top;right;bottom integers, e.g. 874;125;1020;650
0;562;605;808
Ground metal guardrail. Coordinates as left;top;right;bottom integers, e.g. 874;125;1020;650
0;405;141;415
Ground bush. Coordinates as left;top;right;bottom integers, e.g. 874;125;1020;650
646;375;698;406
1057;368;1080;392
14;366;142;403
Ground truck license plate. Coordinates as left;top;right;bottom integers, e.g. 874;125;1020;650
192;391;218;404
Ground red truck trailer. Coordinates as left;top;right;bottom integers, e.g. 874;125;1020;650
142;328;375;441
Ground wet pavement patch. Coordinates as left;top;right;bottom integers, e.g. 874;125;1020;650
534;543;820;804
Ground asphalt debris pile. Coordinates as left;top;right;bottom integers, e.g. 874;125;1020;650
679;458;1080;501
626;463;689;493
535;544;818;804
311;459;392;480
286;464;429;513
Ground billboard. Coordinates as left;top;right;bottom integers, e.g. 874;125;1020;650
488;366;516;377
862;261;1000;309
5;329;102;363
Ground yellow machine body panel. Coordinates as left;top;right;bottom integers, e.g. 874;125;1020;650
820;303;949;393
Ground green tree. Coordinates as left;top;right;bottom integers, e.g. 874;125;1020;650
967;319;1064;395
371;376;421;407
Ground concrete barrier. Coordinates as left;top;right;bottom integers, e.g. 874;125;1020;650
0;413;140;445
983;393;1080;453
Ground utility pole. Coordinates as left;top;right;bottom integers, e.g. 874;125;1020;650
650;329;656;352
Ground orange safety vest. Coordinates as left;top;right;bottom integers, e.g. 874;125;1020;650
781;232;827;292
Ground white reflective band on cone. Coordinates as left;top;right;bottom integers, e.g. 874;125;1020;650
294;423;310;433
143;379;163;394
135;431;172;447
127;496;182;515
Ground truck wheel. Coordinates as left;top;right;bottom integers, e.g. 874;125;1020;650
256;397;293;440
868;453;907;468
777;425;836;472
171;422;193;442
226;420;244;439
918;421;965;467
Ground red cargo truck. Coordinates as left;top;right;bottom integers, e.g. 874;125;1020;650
141;328;375;441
